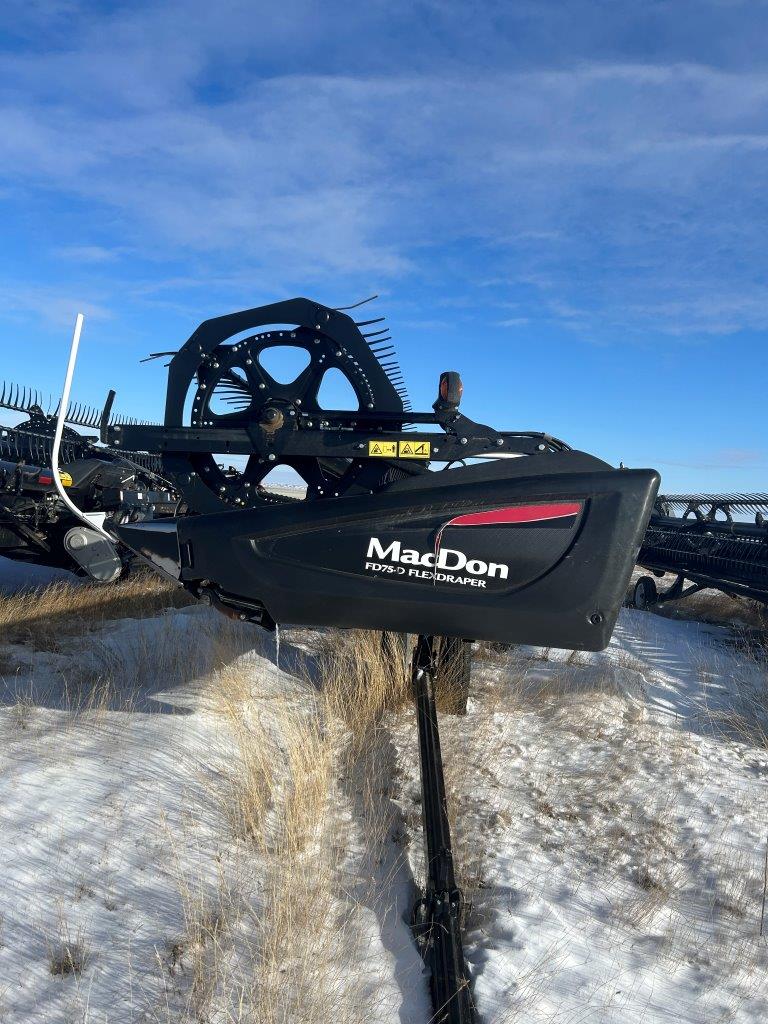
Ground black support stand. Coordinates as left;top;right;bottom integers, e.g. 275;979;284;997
410;634;476;1024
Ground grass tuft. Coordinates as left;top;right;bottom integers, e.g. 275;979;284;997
0;571;192;649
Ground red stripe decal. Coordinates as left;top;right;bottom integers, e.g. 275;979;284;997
445;503;582;528
37;474;53;485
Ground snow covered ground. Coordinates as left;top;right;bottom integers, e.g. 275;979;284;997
0;573;766;1023
0;556;75;594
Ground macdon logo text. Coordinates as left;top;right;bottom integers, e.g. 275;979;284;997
365;537;509;588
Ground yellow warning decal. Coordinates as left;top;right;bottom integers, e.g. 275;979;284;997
59;471;73;488
398;440;431;459
368;440;397;457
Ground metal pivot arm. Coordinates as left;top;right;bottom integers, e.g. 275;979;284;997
411;634;476;1024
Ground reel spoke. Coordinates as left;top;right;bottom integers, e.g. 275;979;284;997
289;360;326;412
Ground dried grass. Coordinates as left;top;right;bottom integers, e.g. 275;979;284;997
10;573;765;1021
173;627;414;1023
47;920;89;978
0;571;192;649
692;637;768;748
640;572;768;631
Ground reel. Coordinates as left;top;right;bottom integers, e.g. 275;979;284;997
122;297;432;513
178;320;410;509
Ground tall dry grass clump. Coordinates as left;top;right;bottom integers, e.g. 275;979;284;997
194;628;415;1023
316;629;412;749
211;627;412;854
0;571;192;648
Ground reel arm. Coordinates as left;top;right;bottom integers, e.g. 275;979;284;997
103;418;569;462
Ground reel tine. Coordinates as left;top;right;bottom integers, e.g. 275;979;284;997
362;328;390;339
335;294;378;311
354;317;386;327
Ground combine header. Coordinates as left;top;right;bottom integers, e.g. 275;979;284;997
54;298;658;1022
0;383;177;580
633;493;768;609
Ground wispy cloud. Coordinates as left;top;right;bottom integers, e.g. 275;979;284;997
498;317;531;328
53;245;121;264
1;2;768;341
0;284;111;328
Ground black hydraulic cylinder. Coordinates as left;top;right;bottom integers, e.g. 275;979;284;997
411;635;476;1024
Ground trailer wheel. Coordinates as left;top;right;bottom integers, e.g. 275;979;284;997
633;575;658;609
434;637;472;716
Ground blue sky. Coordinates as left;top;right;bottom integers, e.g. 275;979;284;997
1;1;766;492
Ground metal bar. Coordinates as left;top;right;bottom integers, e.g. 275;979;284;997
411;635;476;1024
105;422;560;460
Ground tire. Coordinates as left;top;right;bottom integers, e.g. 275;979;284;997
434;636;472;716
633;575;658;610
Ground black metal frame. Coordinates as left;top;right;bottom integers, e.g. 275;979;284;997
98;297;572;513
0;411;177;575
103;417;569;461
410;635;476;1024
638;494;768;607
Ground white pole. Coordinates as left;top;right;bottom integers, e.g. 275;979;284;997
51;314;112;540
